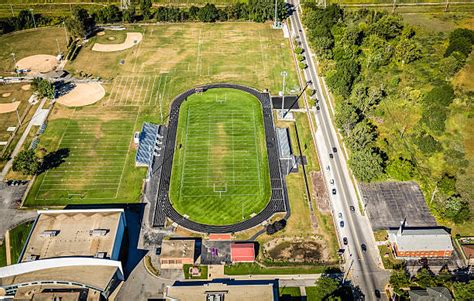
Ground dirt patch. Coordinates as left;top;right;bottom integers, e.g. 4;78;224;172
1;93;11;98
21;84;31;91
92;32;142;52
0;101;20;114
16;54;58;75
97;31;105;36
311;171;330;213
263;237;330;264
108;36;116;41
56;82;105;107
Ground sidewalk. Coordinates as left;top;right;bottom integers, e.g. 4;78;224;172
0;97;47;181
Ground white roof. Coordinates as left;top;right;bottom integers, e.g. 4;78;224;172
388;228;453;252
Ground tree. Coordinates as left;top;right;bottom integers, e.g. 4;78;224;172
346;119;377;152
441;196;470;223
421;105;447;134
395;37;422;64
311;276;340;300
437;174;456;196
326;60;360;98
414;268;436;289
335;101;360;135
423;83;455;107
445;28;474;57
389;269;410;297
453;281;474;301
12;149;40;175
363;34;394;69
123;4;136;23
370;14;404;40
32;78;55;100
140;0;153;20
16;10;35;30
65;7;95;38
413;132;442;155
349;147;384;182
386;157;415;181
197;3;219;22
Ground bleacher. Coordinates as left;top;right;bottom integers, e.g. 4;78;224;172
135;123;163;167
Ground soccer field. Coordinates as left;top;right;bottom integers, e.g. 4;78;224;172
169;88;271;225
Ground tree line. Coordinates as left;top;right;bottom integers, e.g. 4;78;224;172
1;0;289;36
302;4;473;224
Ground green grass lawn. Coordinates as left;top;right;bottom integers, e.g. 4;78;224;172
24;106;141;206
169;88;270;225
224;263;330;275
0;242;6;267
9;222;33;264
183;264;208;279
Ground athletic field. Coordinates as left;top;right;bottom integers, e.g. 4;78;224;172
169;88;271;225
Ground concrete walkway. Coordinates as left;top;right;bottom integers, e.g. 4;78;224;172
0;97;47;181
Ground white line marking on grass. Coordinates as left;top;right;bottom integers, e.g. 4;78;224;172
142;77;152;106
124;76;136;105
132;28;145;73
131;76;141;105
154;75;163;108
114;110;140;199
137;77;146;104
112;76;125;105
160;76;168;114
196;29;202;75
106;77;119;105
148;76;157;105
179;107;191;199
252;110;262;195
116;76;130;105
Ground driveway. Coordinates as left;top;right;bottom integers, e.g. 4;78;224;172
0;182;37;241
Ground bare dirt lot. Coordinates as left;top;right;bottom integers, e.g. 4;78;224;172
92;32;142;52
56;82;105;107
311;171;330;213
16;54;58;75
263;237;331;264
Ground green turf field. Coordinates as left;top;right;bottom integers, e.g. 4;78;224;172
169;88;271;225
25;107;140;206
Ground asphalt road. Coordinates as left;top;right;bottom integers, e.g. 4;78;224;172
287;2;389;299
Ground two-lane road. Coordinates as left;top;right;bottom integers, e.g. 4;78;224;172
287;1;389;299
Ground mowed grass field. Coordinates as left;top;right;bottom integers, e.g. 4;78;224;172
2;23;298;206
169;88;271;225
25;106;140;206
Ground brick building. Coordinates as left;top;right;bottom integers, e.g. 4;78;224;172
388;223;453;259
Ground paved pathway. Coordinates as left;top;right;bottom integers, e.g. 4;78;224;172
0;97;47;181
5;230;11;265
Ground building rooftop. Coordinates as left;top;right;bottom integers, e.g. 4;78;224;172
166;280;276;301
21;209;123;262
161;240;195;259
409;287;452;301
388;228;453;252
14;285;100;301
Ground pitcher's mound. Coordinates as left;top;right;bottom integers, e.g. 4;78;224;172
1;92;11;98
21;84;31;91
56;82;105;107
16;54;58;75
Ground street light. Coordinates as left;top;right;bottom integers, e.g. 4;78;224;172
29;9;36;29
11;53;17;76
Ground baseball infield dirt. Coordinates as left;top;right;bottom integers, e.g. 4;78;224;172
56;82;105;107
0;101;20;114
16;54;58;75
92;32;143;52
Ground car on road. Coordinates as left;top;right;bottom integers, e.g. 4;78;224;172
332;188;336;195
329;153;333;159
155;246;162;255
374;289;381;298
330;179;334;185
316;105;320;110
340;221;344;228
343;237;348;245
350;206;355;212
332;147;337;153
326;165;330;171
338;212;342;218
361;244;367;252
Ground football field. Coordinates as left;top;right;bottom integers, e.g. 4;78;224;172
169;88;271;225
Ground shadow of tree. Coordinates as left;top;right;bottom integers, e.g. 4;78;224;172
39;148;70;174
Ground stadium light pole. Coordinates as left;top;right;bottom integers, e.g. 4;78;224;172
11;53;18;76
282;82;309;119
29;9;36;29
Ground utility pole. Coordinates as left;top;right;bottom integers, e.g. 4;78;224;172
56;38;61;55
273;0;280;29
11;53;17;76
63;21;69;45
13;99;22;126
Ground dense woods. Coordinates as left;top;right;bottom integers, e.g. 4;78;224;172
302;4;473;225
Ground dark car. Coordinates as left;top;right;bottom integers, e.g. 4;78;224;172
361;244;367;252
374;289;381;298
316;105;320;110
332;147;337;153
155;246;162;255
340;221;344;228
332;188;336;195
329;153;334;159
350;206;355;212
343;237;348;245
